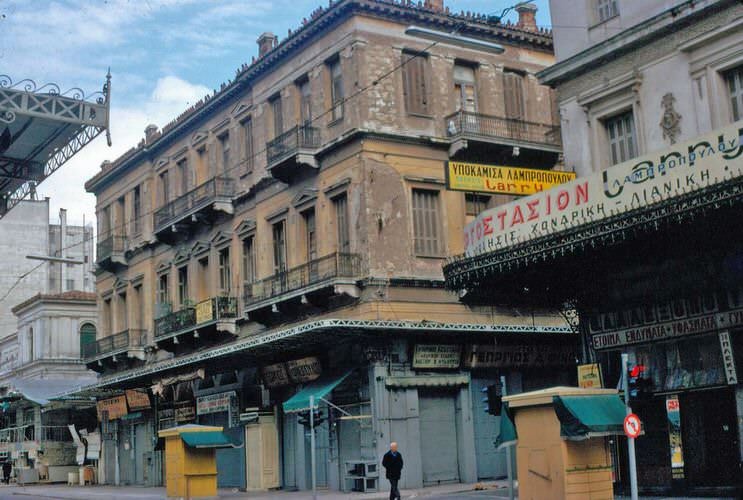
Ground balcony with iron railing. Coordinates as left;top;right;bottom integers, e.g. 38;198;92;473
444;110;562;155
83;329;145;372
266;125;321;182
0;425;72;444
244;252;362;316
153;176;235;243
96;234;127;271
154;296;238;349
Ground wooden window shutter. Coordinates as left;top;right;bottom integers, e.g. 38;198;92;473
503;72;525;120
402;53;430;115
412;189;441;256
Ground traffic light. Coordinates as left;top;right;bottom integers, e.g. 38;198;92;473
297;408;326;427
627;364;652;401
482;384;502;416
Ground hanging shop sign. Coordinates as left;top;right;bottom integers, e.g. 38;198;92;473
96;395;128;421
666;396;684;479
719;331;738;385
464;120;743;257
125;389;151;411
174;404;196;424
196;391;236;415
445;161;575;196
463;344;577;369
262;356;323;388
195;299;214;324
413;344;461;369
577;363;603;389
261;363;291;388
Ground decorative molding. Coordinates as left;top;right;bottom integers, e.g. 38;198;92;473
266;206;289;223
323;177;351;198
231;102;252;118
156;260;172;274
154;158;169;170
660;92;682;144
291;188;319;209
191;240;211;258
191;130;208;146
210;230;232;248
211;117;231;134
235;218;256;237
173;247;190;265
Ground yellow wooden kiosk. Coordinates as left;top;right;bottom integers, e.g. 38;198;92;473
158;424;238;498
502;386;626;500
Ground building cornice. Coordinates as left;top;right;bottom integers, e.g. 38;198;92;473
538;0;733;87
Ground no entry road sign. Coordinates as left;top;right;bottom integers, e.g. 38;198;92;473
624;413;642;439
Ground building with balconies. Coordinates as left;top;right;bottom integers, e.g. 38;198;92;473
80;0;577;492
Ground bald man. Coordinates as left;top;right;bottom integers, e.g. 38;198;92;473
382;442;403;500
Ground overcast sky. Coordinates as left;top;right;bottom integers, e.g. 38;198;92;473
0;0;551;225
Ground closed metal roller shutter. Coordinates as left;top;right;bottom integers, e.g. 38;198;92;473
419;393;459;485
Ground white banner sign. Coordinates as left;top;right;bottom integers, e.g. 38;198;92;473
464;121;743;256
719;331;738;385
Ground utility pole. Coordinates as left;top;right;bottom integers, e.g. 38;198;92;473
621;353;639;500
309;394;317;500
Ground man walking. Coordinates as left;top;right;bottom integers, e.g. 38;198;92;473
382;442;403;500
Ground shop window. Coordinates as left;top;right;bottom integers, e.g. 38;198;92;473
725;65;743;122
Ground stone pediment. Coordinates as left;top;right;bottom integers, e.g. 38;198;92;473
156;260;172;274
291;188;318;209
173;247;190;265
210;230;232;248
236;218;256;236
191;240;211;257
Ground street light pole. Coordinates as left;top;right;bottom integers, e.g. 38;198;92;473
621;353;639;500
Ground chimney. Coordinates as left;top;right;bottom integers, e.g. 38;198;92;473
425;0;444;12
144;124;158;144
516;3;538;31
257;32;278;58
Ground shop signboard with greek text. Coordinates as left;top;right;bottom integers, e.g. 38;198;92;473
262;356;322;387
413;344;461;369
125;389;150;411
446;161;575;196
464;121;743;256
196;391;235;415
96;395;128;421
463;344;577;368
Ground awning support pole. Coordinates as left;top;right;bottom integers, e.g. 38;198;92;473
622;353;639;500
310;394;317;500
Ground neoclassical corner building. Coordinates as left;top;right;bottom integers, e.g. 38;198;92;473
80;0;576;491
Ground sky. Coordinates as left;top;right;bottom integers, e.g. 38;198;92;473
0;0;551;226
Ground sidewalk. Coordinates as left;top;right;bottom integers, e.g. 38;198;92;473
0;481;508;499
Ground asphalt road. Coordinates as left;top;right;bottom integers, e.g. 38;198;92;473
427;490;513;499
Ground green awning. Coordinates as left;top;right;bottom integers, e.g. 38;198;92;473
494;403;517;450
283;371;352;414
553;394;626;441
180;431;237;449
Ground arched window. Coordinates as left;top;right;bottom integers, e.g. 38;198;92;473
80;323;96;357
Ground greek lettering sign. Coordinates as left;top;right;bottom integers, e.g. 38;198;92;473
445;161;575;196
413;344;461;369
666;396;684;479
174;405;196;423
463;344;577;369
286;356;322;383
577;363;603;389
195;299;214;324
125;389;150;411
261;362;291;388
464;120;743;256
96;395;128;421
719;331;738;385
196;391;235;415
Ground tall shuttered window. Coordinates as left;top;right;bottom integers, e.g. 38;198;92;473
177;266;189;306
454;64;477;113
605;111;638;165
329;59;344;121
596;0;619;23
503;71;526;121
219;132;230;173
412;189;442;256
271;95;283;139
402;51;430;115
157;273;169;306
333;195;350;253
272;221;287;274
725;66;743;122
299;78;312;125
132;185;142;235
242;118;254;172
465;194;491;225
218;247;231;294
242;236;255;286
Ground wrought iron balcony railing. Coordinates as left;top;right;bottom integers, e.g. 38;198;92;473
82;329;143;360
445;110;561;148
244;252;361;306
96;234;126;262
0;425;72;443
266;125;321;165
154;176;235;232
154;296;237;339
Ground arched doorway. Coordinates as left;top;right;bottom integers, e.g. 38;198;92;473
80;323;96;357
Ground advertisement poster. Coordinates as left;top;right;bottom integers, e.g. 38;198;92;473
577;363;603;388
125;389;151;411
446;161;575;196
96;395;128;421
666;396;684;479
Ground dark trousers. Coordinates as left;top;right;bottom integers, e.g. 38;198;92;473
389;478;401;500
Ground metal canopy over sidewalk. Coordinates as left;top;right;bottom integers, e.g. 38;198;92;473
0;73;111;218
282;371;352;413
54;318;574;400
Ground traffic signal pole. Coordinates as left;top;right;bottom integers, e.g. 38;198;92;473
310;394;317;500
621;353;639;500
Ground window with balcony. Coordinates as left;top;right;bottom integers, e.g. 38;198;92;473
177;266;189;307
270;95;283;139
412;188;443;257
197;257;209;302
299;77;312;125
103;297;112;336
219;247;231;294
79;323;96;357
177;158;190;195
27;327;33;362
219;132;230;173
196;147;207;185
454;63;477;113
596;0;619;23
725;66;743;122
329;58;344;121
503;71;526;121
132;185;142;235
159;169;170;207
402;51;430;115
333;194;350;253
157;272;170;307
272;221;287;274
605;111;637;165
465;194;491;225
242;118;254;172
118;292;128;331
242;236;255;288
303;209;317;262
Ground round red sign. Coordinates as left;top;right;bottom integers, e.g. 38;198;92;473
624;413;642;439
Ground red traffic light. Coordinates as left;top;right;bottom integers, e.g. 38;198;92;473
629;365;646;377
